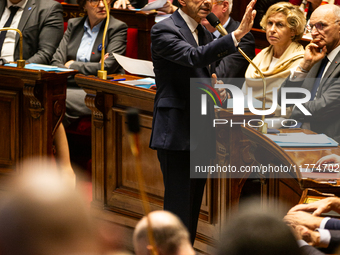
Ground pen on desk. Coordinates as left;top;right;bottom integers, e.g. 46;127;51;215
111;78;126;81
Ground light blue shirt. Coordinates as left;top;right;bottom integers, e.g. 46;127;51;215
76;18;104;62
212;17;230;39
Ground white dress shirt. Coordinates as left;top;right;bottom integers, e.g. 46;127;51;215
0;0;28;62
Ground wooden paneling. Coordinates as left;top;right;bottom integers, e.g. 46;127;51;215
0;89;20;173
76;74;221;253
0;66;75;187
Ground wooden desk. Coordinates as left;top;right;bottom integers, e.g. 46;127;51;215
62;3;156;61
241;126;340;206
0;66;75;185
76;74;304;253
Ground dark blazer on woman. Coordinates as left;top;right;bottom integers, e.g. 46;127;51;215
51;15;127;76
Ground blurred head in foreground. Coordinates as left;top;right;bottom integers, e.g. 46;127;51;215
218;200;300;255
133;210;195;255
0;161;98;255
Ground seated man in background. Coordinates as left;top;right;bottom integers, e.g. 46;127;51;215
133;211;195;255
0;0;64;64
279;4;340;143
201;0;255;89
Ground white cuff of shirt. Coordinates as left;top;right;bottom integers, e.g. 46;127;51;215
320;217;331;229
289;66;308;81
231;32;239;47
297;240;309;247
316;228;331;248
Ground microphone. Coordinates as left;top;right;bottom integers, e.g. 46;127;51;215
206;13;228;36
0;28;25;68
206;13;268;134
97;0;110;80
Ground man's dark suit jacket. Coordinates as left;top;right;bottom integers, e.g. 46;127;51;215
215;17;255;88
150;9;237;152
0;0;64;64
51;16;127;78
279;50;340;143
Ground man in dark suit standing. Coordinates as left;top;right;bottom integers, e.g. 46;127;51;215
279;4;340;143
0;0;64;64
150;0;256;244
201;0;255;88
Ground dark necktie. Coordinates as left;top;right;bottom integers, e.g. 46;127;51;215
0;6;20;53
294;56;329;129
196;24;205;46
310;56;329;100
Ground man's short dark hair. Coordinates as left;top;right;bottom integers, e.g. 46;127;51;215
218;211;300;255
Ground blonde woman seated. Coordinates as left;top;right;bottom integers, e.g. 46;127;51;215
242;2;306;128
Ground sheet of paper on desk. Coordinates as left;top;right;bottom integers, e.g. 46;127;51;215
265;133;339;147
5;63;73;72
119;77;155;86
113;53;155;77
141;0;167;11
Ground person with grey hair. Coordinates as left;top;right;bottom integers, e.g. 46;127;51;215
279;4;340;143
201;0;256;89
133;211;195;255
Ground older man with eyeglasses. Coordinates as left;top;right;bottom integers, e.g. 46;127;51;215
0;0;64;64
279;4;340;143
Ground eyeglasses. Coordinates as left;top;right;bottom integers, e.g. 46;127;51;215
88;0;112;8
213;0;224;5
306;20;340;33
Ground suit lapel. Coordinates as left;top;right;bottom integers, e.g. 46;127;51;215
0;1;5;18
304;59;323;91
69;18;87;58
91;19;107;62
18;0;34;32
325;50;340;78
16;0;35;45
172;10;212;76
172;11;198;47
320;50;340;89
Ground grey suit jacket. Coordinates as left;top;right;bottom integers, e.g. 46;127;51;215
279;50;340;143
0;0;64;64
51;16;127;76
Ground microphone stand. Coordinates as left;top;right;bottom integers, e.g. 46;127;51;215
237;47;267;134
97;0;110;80
211;17;268;134
127;109;158;255
0;28;25;68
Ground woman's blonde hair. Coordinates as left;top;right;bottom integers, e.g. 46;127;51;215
260;2;306;41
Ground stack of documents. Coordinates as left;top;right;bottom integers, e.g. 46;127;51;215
264;133;339;147
119;77;155;89
5;63;72;72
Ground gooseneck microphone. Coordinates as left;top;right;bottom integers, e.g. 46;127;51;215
206;13;268;134
206;13;228;36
